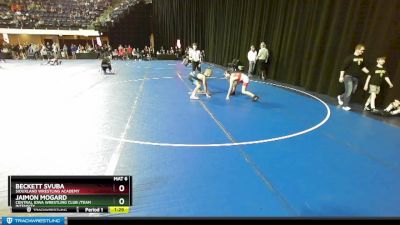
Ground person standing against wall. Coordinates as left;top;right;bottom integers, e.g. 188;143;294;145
247;45;257;78
256;42;269;80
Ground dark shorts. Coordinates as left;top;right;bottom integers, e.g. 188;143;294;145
192;61;201;72
102;63;111;71
258;60;267;72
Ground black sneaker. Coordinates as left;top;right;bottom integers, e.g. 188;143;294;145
252;95;260;101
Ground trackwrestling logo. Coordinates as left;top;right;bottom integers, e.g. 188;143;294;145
2;217;64;225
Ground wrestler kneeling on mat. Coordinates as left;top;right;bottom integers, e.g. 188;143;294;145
189;68;212;100
225;68;259;101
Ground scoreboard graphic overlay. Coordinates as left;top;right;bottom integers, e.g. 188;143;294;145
8;176;132;213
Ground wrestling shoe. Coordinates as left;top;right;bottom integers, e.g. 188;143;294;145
371;108;379;113
252;95;260;102
337;95;343;106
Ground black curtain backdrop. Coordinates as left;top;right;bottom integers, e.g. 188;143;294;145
152;0;400;106
107;2;152;49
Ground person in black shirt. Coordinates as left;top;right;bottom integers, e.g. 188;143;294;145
337;44;370;111
12;44;20;59
363;57;394;112
0;44;5;63
45;42;53;60
101;54;112;74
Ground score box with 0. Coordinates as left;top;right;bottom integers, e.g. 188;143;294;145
8;176;132;213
